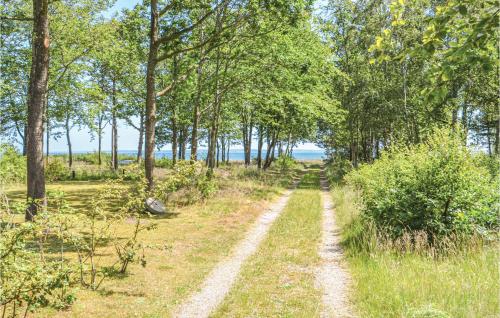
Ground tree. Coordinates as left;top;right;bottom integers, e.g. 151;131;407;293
25;0;49;221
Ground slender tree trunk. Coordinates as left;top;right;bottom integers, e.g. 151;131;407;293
137;113;144;162
181;127;187;159
191;24;205;162
98;116;103;166
263;130;278;170
171;55;179;165
257;125;263;169
22;125;27;156
65;113;73;168
207;27;222;175
220;136;226;162
45;114;49;164
226;141;230;163
495;116;500;156
216;140;220;168
171;115;178;165
26;0;49;221
145;0;159;189
111;78;118;170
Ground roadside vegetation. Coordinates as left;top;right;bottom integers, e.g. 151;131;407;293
0;0;498;317
327;129;499;318
213;169;323;317
1;159;302;317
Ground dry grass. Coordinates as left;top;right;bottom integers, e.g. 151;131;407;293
3;163;301;318
212;169;323;317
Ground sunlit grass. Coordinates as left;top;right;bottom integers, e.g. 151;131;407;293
3;163;302;318
212;169;323;317
331;185;500;318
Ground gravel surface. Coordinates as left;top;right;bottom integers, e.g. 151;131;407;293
316;174;355;318
174;178;300;318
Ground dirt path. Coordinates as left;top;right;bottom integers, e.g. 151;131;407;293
316;173;355;318
173;178;301;318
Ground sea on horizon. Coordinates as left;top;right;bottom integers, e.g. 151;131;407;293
50;149;326;161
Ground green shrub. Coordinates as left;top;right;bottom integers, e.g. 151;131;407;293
154;157;173;168
347;128;499;240
155;161;217;203
275;155;296;171
45;158;70;182
473;152;500;180
325;157;353;183
0;144;26;184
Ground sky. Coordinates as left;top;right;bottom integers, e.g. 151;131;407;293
43;0;322;152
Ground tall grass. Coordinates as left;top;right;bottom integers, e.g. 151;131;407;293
331;185;499;318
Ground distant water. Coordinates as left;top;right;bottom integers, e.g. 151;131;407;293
53;149;326;161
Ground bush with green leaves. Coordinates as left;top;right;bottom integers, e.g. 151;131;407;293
347;128;499;240
275;155;297;171
325;156;353;183
155;161;217;203
154;157;173;168
0;191;77;316
45;158;70;182
0;144;26;184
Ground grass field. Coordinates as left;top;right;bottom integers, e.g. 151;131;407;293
3;164;302;318
212;168;323;317
331;185;499;318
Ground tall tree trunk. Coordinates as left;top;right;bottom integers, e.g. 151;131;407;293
245;123;253;166
177;128;183;160
207;27;222;175
145;0;159;189
137;113;144;163
22;124;27;156
65;113;73;168
181;127;187;159
111;78;118;170
45;114;49;164
26;0;49;221
171;55;179;165
220;136;226;162
191;23;205;162
216;140;220;168
263;130;278;170
495;116;500;156
257;125;263;169
171;115;178;165
98;115;103;166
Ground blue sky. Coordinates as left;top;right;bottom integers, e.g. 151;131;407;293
44;0;321;152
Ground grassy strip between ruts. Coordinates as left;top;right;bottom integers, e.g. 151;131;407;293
3;165;302;318
212;167;323;317
331;185;499;318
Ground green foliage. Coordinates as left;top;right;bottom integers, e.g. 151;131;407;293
154;157;173;169
275;155;296;171
0;192;77;316
45;158;70;182
325;157;353;183
155;161;218;203
0;144;25;184
347;128;499;240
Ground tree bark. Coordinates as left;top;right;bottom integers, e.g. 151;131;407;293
257;125;263;169
26;0;49;221
171;115;178;165
263;129;278;170
97;114;103;166
111;78;118;170
145;0;159;189
65;113;73;168
190;23;205;162
137;112;144;162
